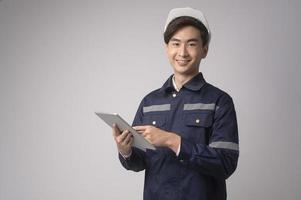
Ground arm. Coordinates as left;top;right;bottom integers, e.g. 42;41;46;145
178;94;239;180
117;100;147;172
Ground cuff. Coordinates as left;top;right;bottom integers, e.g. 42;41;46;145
176;141;181;156
178;137;193;160
119;149;132;160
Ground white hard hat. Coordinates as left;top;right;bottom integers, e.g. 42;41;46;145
164;7;211;43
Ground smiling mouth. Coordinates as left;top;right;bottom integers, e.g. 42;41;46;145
176;59;191;65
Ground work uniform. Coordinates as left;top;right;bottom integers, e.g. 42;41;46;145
119;72;239;200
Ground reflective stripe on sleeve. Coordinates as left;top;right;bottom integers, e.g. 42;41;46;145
209;141;239;151
183;103;215;111
143;104;171;113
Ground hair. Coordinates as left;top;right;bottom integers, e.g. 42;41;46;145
164;16;209;47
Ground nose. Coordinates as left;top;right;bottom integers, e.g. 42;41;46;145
178;44;188;57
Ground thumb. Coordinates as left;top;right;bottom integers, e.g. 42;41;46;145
112;124;121;137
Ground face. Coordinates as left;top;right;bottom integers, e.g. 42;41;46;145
165;26;208;76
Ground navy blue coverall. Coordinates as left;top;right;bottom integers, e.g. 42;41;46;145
119;72;239;200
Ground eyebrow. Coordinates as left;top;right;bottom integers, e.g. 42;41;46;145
170;38;200;43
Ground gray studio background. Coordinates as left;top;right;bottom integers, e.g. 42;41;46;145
1;0;300;199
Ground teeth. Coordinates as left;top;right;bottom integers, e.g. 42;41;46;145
177;60;190;65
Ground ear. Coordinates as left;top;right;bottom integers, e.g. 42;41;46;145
201;45;209;59
165;43;169;54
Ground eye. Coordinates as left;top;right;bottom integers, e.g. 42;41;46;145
188;43;197;47
171;42;180;47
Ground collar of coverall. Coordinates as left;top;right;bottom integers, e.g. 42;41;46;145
160;72;206;93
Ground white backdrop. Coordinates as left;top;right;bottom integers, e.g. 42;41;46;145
1;0;300;199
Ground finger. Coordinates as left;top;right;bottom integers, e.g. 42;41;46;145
144;135;152;144
122;132;132;144
139;131;146;137
136;130;144;134
118;130;130;143
125;136;134;149
128;136;134;146
133;126;146;131
122;132;133;145
143;132;148;137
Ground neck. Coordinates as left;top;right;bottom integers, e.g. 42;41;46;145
173;71;199;90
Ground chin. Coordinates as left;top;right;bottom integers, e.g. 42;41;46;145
174;65;190;71
173;66;198;76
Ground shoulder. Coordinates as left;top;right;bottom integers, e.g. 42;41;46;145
203;83;234;105
140;88;164;105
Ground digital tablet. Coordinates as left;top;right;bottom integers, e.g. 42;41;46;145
95;112;156;151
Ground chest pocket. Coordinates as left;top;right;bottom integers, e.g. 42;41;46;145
182;112;213;143
184;112;213;127
143;114;167;129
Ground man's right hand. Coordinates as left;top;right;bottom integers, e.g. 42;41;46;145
112;124;133;156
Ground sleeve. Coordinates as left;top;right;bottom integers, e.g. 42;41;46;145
178;93;239;180
118;99;147;172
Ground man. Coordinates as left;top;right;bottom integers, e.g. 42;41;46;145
112;7;239;200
